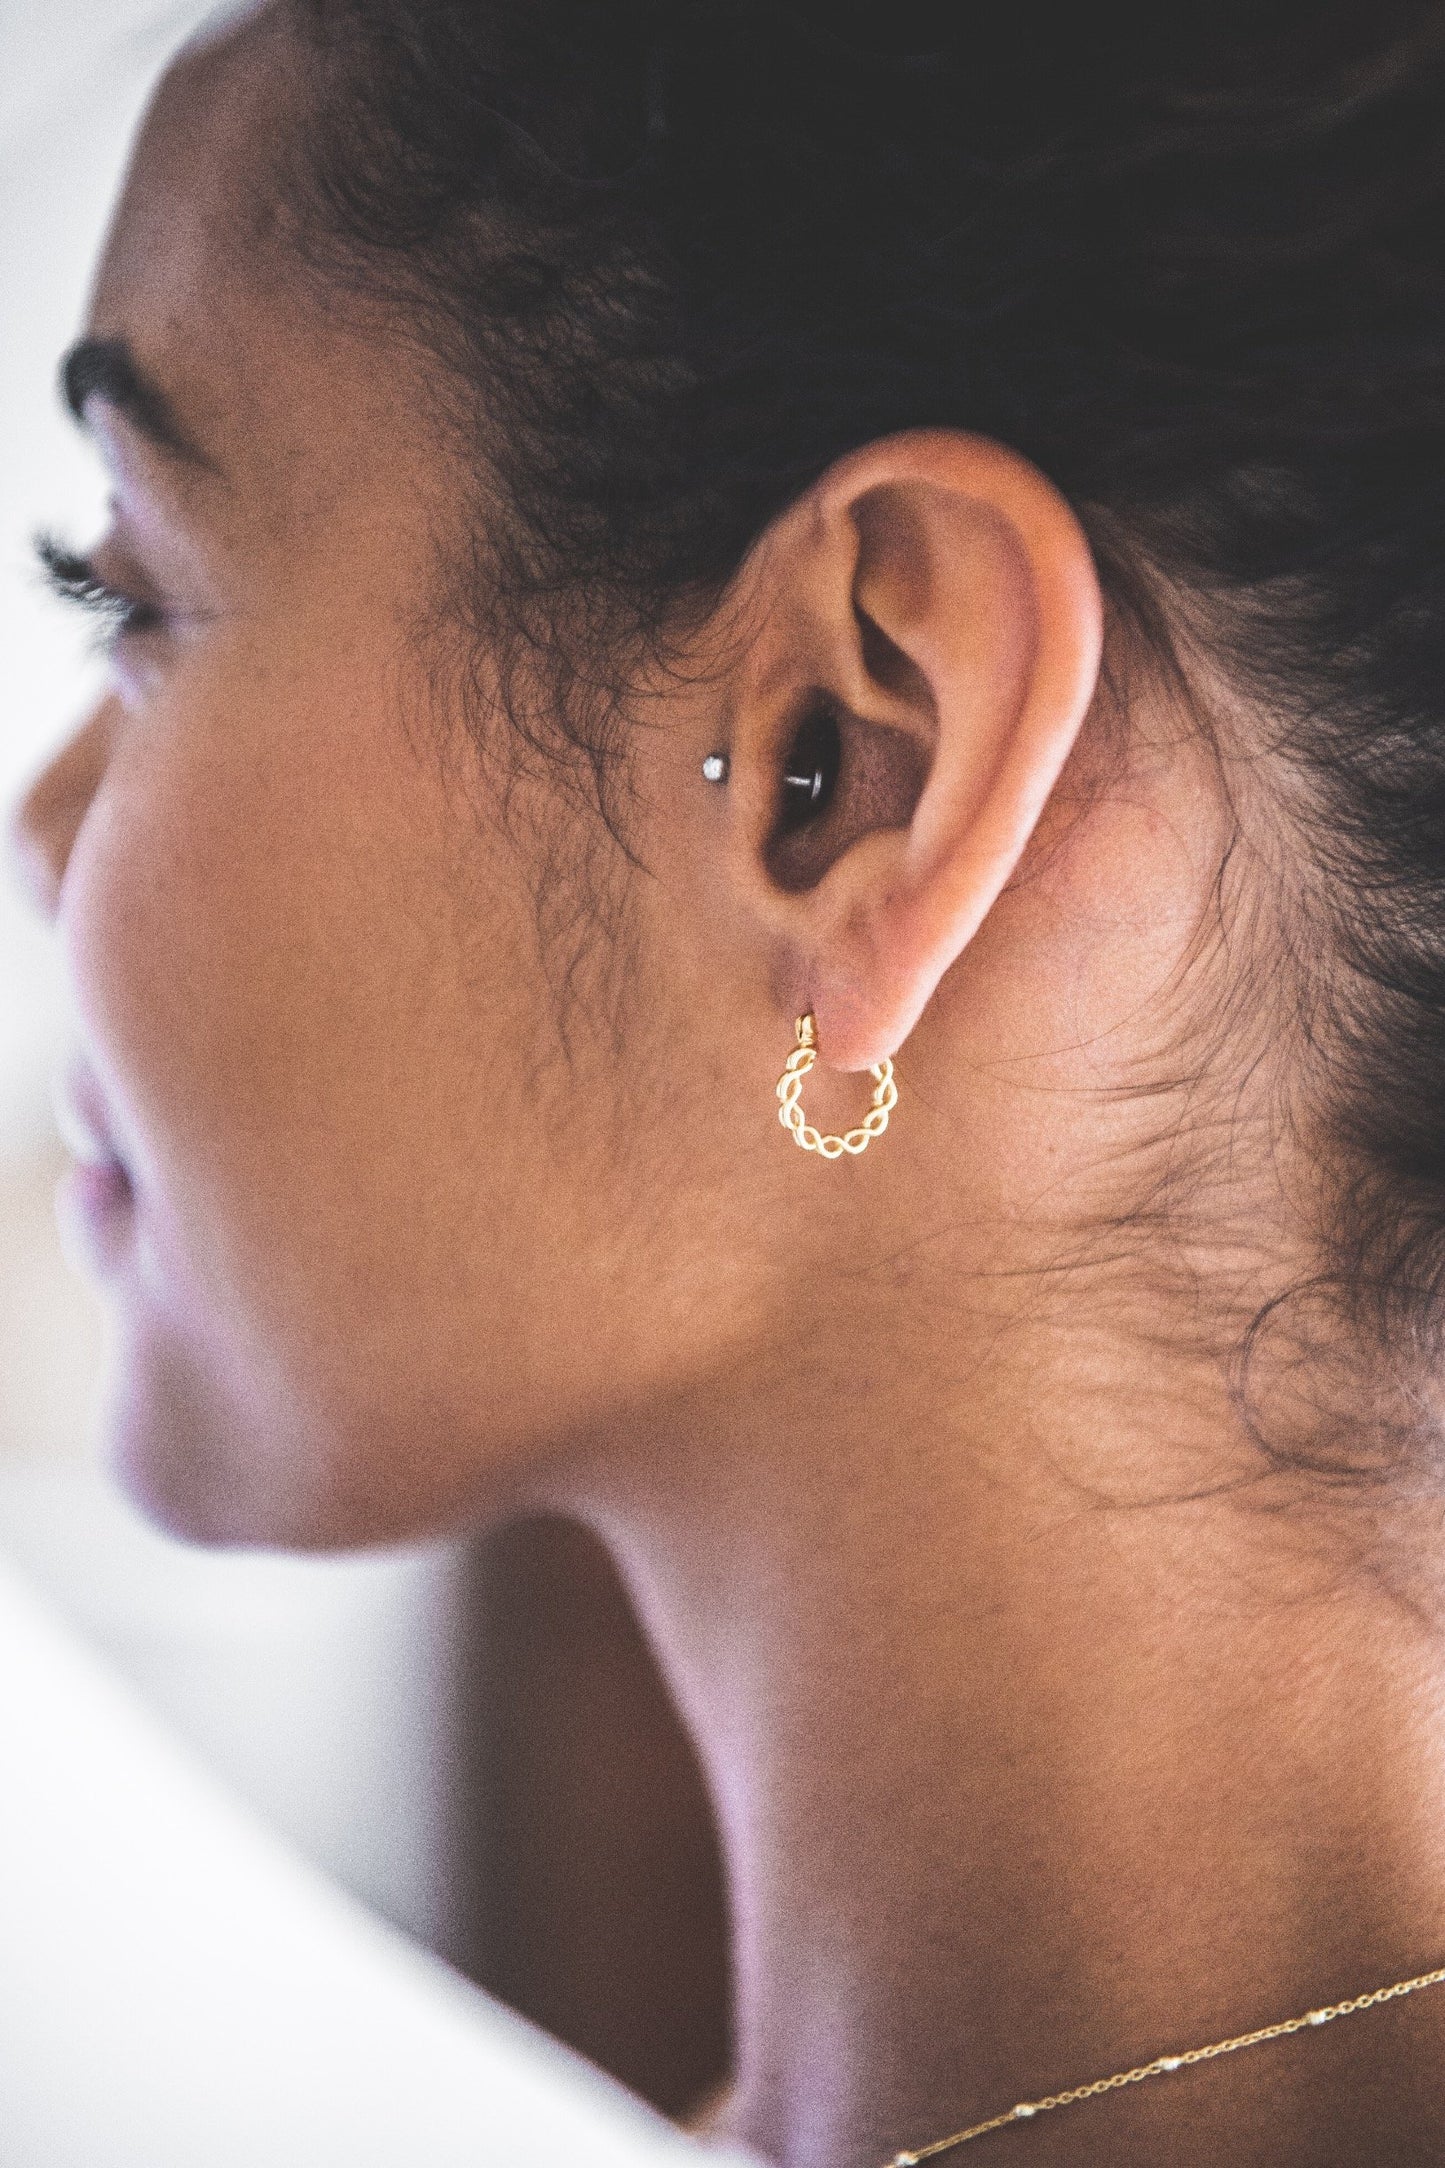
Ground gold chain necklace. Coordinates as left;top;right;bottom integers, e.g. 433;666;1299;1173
884;1963;1445;2164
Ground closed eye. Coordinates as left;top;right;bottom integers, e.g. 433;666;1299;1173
35;531;163;645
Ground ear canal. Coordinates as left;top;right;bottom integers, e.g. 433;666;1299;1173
779;703;841;827
766;700;929;897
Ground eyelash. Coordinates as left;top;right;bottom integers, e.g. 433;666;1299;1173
35;532;163;643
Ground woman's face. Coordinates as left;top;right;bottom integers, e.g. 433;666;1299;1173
12;15;780;1546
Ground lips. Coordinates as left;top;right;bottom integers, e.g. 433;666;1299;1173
54;1055;129;1174
52;1055;136;1277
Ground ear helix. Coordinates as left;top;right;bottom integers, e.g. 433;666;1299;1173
776;1014;897;1159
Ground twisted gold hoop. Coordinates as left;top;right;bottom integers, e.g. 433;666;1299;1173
776;1014;897;1159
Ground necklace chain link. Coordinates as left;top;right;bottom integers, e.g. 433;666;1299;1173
886;1963;1445;2164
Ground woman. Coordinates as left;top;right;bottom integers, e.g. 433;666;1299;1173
15;1;1445;2161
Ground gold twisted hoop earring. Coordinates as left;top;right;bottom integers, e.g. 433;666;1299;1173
776;1014;898;1159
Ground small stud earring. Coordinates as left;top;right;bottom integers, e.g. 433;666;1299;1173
702;752;729;784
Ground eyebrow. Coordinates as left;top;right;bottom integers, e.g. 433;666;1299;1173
59;337;216;473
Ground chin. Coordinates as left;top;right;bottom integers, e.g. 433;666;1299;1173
103;1400;294;1553
99;1318;352;1551
98;1312;521;1555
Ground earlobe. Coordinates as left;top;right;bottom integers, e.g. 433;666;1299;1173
732;431;1104;1072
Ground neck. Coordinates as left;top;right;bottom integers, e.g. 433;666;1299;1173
575;1296;1445;2168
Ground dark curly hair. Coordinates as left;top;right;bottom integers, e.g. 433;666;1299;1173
287;0;1445;1479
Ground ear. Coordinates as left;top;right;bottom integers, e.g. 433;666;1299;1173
724;431;1103;1070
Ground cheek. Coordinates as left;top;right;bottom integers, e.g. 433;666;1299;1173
57;662;560;1539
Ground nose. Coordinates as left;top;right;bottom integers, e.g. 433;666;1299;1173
8;711;110;921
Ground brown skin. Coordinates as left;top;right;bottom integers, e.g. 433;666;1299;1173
15;11;1445;2166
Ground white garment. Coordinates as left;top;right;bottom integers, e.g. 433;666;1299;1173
0;1559;758;2168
